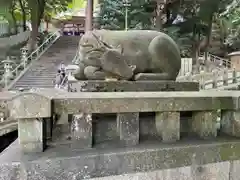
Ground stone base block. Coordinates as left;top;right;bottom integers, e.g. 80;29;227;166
117;112;139;146
69;80;199;92
191;111;217;139
18;118;47;153
221;110;240;137
0;139;240;180
71;113;92;149
155;112;180;142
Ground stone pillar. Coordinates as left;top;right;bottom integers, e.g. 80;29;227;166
10;93;52;153
221;110;240;137
155;112;180;142
191;111;217;139
71;113;92;148
18;118;47;153
117;113;139;146
85;0;93;31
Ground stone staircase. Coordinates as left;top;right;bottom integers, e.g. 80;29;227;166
9;36;80;90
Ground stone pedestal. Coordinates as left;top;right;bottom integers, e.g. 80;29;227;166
221;110;240;137
71;113;92;149
117;112;139;146
18;118;47;153
191;111;217;139
155;112;180;142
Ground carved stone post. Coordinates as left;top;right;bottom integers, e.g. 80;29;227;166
155;112;180;142
199;71;205;90
117;112;139;146
232;68;237;84
71;113;93;148
223;68;228;86
221;110;240;137
10;93;52;153
212;70;218;89
191;111;217;139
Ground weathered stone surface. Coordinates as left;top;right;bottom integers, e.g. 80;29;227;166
90;161;230;180
18;118;47;153
10;92;51;119
69;80;199;92
74;30;181;81
53;91;236;115
155;112;180;142
230;160;240;180
117;113;139;146
221;110;240;137
191;111;217;139
0;140;240;180
71;113;92;148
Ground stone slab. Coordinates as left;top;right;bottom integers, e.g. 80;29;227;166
1;139;240;179
69;80;199;92
53;91;236;115
9;92;51;119
90;161;230;180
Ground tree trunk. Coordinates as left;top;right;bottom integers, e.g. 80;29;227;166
18;0;27;31
28;0;45;52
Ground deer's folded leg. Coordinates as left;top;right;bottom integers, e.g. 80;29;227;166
134;73;174;81
84;66;106;80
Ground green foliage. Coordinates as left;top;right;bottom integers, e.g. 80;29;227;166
96;0;154;30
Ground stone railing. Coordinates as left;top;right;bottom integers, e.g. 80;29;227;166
4;31;61;89
2;88;240;179
4;89;240;151
179;68;240;90
0;91;18;136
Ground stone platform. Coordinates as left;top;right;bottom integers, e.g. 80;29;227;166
0;137;240;180
68;80;199;92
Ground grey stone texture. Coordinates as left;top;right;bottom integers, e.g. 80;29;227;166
18;118;47;153
221;110;240;137
71;113;92;149
53;91;235;115
90;161;230;180
155;112;180;142
69;80;199;92
117;112;139;146
9;92;51;119
1;140;240;180
74;30;181;81
191;111;217;139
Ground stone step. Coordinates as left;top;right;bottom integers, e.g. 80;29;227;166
10;36;80;90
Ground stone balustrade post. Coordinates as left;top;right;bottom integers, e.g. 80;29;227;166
232;68;237;84
9;93;52;153
212;70;218;89
71;113;93;149
223;68;228;86
155;112;180;142
191;111;217;139
199;71;205;89
221;110;240;137
117;112;139;146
